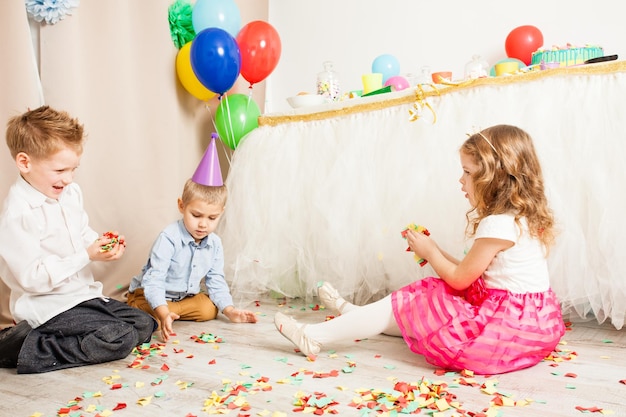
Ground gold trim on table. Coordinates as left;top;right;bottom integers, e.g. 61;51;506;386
259;61;626;127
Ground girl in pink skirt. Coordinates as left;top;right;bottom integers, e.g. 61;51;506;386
275;124;565;375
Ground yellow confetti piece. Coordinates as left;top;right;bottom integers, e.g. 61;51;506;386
172;339;180;344
233;397;248;407
135;381;144;388
336;385;347;391
485;407;500;417
502;397;516;407
137;396;152;406
29;413;43;417
102;374;121;384
99;410;113;417
435;398;450;411
257;411;270;416
600;355;611;359
601;409;615;415
271;412;287;417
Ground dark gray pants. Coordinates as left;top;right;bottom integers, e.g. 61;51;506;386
17;298;156;374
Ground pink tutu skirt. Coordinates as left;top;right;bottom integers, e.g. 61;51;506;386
391;277;565;375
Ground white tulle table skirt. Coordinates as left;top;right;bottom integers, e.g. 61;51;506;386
218;62;626;329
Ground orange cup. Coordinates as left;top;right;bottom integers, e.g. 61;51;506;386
431;71;452;83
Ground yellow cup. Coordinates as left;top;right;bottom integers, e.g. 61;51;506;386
495;61;519;76
361;73;383;95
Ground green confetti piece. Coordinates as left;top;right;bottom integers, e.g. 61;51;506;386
341;366;354;373
154;391;165;398
384;364;396;370
602;339;613;343
565;384;576;389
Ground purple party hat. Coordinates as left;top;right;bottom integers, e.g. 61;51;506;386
191;133;223;186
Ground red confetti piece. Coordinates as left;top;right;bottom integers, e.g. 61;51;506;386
110;383;123;390
565;373;578;378
313;369;339;378
575;406;603;412
208;359;216;364
112;403;127;411
255;300;260;307
161;364;170;371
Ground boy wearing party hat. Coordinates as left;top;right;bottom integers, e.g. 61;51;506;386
127;134;257;342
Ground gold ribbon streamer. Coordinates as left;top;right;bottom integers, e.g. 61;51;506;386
258;61;626;127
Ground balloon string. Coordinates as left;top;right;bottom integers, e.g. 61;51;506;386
205;101;232;168
244;88;253;136
223;91;236;152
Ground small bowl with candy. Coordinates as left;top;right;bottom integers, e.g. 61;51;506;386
286;93;327;108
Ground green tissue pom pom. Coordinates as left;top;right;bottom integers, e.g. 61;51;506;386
168;0;195;49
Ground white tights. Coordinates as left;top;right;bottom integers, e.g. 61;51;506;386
305;295;402;345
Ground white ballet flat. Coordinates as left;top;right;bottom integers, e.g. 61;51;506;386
317;281;348;314
274;312;321;357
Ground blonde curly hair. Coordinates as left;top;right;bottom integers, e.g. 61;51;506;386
460;124;555;250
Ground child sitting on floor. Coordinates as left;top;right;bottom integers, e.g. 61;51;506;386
127;136;257;342
275;124;565;375
0;105;156;374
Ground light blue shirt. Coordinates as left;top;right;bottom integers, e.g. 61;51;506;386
129;220;233;312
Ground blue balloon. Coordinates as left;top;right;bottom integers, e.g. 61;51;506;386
190;28;241;95
192;0;242;38
372;54;400;84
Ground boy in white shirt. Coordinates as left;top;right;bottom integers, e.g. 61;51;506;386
0;105;156;374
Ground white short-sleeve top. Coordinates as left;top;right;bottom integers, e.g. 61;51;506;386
474;213;550;293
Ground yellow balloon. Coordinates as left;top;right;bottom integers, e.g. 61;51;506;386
176;42;217;101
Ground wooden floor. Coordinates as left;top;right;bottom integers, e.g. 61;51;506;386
2;295;625;417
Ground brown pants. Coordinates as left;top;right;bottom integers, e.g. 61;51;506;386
127;289;218;322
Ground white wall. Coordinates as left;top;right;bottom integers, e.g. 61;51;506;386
266;0;622;112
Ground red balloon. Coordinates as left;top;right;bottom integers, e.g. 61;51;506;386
505;25;543;66
236;21;282;87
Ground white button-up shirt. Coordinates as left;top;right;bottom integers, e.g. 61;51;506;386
0;176;103;328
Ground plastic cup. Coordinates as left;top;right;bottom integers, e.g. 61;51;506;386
431;71;452;84
361;73;383;95
495;61;519;76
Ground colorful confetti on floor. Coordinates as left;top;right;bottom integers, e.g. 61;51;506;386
5;300;624;417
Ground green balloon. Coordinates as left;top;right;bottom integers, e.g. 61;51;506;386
215;93;261;149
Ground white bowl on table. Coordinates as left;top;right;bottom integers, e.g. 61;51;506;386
286;94;327;108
